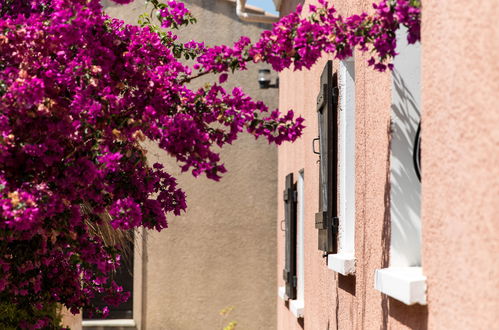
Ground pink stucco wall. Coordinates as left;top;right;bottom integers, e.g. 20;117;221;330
422;1;499;328
277;0;498;329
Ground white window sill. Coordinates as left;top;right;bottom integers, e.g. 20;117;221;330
278;286;304;318
327;252;355;275
278;286;287;301
82;319;136;328
374;266;427;305
289;299;304;318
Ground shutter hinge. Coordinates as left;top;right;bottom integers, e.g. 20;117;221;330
315;211;327;229
293;190;298;202
283;270;295;284
292;276;297;288
332;216;339;234
332;86;339;99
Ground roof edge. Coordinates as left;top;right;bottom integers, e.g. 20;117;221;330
219;0;279;18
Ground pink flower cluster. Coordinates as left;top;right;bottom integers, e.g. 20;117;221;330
251;0;420;71
158;0;192;29
0;0;419;327
0;0;304;326
194;0;420;73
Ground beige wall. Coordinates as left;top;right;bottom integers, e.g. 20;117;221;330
277;0;498;329
61;307;83;330
99;1;279;329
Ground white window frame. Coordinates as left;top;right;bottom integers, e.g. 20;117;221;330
82;228;144;329
374;27;427;305
328;58;356;276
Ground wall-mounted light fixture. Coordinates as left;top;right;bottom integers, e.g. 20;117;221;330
258;69;279;89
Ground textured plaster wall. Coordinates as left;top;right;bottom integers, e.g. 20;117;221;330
102;1;279;329
277;0;422;329
277;0;499;329
421;1;499;329
61;308;82;330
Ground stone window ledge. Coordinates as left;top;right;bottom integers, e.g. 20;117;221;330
82;319;136;328
327;252;355;275
289;299;304;318
278;286;304;319
374;266;427;305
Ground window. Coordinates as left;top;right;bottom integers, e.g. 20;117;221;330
279;171;304;318
314;60;339;255
282;173;297;300
374;27;426;305
83;229;144;328
328;58;356;275
290;170;305;318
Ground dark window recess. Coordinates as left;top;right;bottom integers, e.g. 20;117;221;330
314;60;339;255
282;173;297;300
83;233;134;320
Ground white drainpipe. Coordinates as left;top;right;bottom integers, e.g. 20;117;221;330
236;0;279;24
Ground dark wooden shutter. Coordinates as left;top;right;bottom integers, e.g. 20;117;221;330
315;60;339;255
282;173;297;300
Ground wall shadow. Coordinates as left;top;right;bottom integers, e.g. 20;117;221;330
298;317;304;329
338;274;356;297
381;30;425;329
389;297;428;330
380;121;392;330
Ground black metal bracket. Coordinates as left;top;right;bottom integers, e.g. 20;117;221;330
312;137;320;155
332;216;339;234
413;121;421;182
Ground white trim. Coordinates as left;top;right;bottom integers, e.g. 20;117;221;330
296;170;305;302
327;252;355;276
289;299;304;318
328;58;356;275
133;227;144;329
389;26;422;267
374;267;427;305
236;0;279;23
279;287;304;318
272;0;282;11
83;229;144;329
82;319;136;327
338;58;356;255
278;286;287;301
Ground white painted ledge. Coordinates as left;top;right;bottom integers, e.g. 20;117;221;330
278;286;304;318
82;319;136;327
289;299;304;318
374;267;427;305
278;286;287;301
328;252;355;275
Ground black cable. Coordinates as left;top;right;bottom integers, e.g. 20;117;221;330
413;121;421;182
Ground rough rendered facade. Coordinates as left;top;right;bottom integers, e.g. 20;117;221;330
276;0;499;329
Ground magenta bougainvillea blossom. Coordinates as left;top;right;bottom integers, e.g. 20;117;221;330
0;0;419;327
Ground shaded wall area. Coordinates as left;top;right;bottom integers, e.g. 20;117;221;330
103;1;279;329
